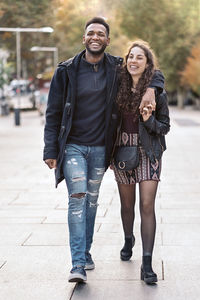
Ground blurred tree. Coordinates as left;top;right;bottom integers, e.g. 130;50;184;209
116;0;200;92
52;0;129;60
0;61;14;96
1;0;199;102
0;0;55;78
52;0;86;60
181;41;200;96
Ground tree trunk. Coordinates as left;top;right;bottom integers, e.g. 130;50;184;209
177;88;185;109
194;97;200;110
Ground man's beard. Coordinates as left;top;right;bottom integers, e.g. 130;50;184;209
86;44;107;56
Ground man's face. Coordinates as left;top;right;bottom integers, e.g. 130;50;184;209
83;23;110;55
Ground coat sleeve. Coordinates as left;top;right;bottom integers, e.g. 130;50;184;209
141;91;170;135
43;67;67;160
149;70;165;94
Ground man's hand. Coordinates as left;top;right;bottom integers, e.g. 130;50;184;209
45;159;57;169
139;87;156;114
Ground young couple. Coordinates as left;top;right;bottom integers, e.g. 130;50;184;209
44;17;170;284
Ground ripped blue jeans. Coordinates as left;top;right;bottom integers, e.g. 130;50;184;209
63;144;105;267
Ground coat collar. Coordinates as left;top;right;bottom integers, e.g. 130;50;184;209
59;50;123;71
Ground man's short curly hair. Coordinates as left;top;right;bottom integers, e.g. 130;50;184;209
85;17;110;36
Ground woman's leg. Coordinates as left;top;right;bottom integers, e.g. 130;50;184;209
139;180;158;283
117;183;136;260
139;180;158;256
118;183;136;237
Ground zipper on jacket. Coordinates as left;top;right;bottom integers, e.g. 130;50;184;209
59;126;66;139
110;116;122;163
108;59;122;104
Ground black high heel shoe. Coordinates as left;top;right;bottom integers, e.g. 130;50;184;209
141;255;158;284
120;234;135;261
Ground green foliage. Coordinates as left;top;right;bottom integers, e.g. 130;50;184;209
0;0;200;92
0;61;14;90
52;0;130;60
181;40;200;95
0;0;55;78
116;0;200;91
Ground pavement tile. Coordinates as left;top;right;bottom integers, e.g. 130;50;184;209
55;204;68;210
0;261;6;269
162;224;200;246
0;209;50;218
86;259;163;281
157;193;200;202
97;222;124;233
0;217;45;224
0;205;56;211
10;191;67;206
0;246;71;280
72;279;200;300
163;262;200;281
161;215;200;224
93;230;162;247
0;280;75;300
159;208;200;218
22;224;69;246
42;210;68;223
160;200;200;209
0;190;20;206
90;245;162;261
161;246;200;262
0;224;33;246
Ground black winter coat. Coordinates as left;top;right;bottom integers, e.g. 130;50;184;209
43;50;165;187
44;50;123;187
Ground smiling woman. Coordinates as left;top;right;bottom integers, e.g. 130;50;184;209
127;47;148;82
111;39;170;285
116;40;157;115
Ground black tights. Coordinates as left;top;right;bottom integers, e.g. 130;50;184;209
118;180;158;256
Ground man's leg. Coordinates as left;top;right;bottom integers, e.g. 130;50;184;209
86;146;105;257
63;144;88;270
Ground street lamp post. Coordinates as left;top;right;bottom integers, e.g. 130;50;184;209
0;27;54;125
30;46;58;69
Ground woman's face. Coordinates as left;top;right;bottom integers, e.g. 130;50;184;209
126;46;148;79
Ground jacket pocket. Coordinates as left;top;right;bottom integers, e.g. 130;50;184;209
151;135;163;160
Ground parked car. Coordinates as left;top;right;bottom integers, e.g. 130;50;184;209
8;79;35;110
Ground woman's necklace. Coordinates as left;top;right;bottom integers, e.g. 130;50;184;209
131;86;136;93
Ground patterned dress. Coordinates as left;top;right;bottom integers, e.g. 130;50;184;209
112;111;161;185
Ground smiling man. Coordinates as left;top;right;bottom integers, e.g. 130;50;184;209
43;17;164;283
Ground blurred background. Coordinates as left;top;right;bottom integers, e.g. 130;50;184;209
0;0;200;116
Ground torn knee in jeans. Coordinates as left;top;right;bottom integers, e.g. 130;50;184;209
72;176;86;183
70;193;86;198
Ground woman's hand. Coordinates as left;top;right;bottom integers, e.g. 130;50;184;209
139;88;156;114
141;104;153;122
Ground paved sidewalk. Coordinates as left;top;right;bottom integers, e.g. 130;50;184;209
0;107;200;299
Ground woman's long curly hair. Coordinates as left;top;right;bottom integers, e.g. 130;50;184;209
116;40;158;118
